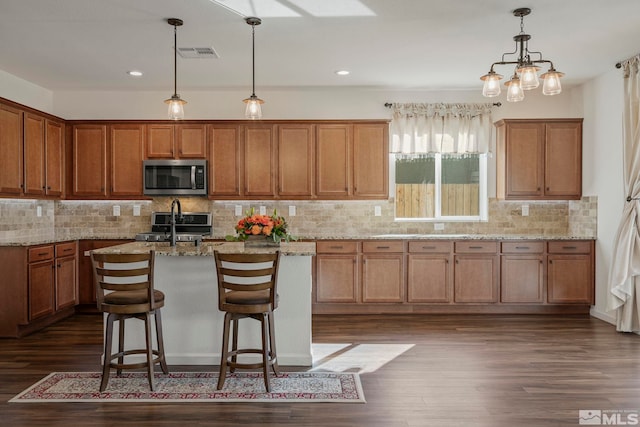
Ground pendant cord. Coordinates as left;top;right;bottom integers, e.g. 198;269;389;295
173;24;178;96
251;23;256;97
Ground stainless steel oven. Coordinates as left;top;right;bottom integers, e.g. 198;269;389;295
143;159;207;196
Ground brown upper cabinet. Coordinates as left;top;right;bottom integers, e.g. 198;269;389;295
24;114;64;197
316;124;351;198
146;124;206;159
277;124;314;198
208;124;242;197
71;124;144;198
496;119;582;200
353;123;389;198
0;104;24;195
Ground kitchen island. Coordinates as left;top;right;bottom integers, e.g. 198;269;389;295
91;241;316;366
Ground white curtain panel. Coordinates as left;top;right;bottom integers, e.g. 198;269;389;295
608;55;640;332
389;103;493;154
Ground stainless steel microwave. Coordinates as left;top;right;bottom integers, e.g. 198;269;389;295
143;159;207;196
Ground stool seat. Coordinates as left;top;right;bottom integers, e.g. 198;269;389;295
91;251;169;392
214;251;281;392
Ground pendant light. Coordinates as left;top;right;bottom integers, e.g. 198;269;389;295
243;17;263;120
165;18;186;120
480;8;564;102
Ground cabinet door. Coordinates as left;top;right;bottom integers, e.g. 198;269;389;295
23;113;46;196
501;255;544;303
453;255;499;303
353;123;388;198
278;124;314;197
72;125;108;197
547;255;593;303
55;256;77;310
407;255;451;302
29;260;55;320
0;104;24;195
44;120;64;197
146;124;174;158
316;124;351;197
110;124;144;197
545;121;582;198
209;125;242;197
316;254;359;303
176;124;206;158
504;122;544;198
362;254;404;303
244;126;276;197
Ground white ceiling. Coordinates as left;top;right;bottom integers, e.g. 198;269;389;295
1;0;639;93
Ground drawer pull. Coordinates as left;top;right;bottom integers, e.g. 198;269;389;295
376;246;390;249
562;246;577;250
422;246;437;250
469;246;483;249
38;252;49;256
329;246;344;249
515;246;530;250
62;248;73;253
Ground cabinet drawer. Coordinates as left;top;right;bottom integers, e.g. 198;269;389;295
408;241;452;253
548;241;592;254
28;245;54;262
55;241;77;258
455;241;498;254
362;241;404;253
316;241;359;254
501;242;544;254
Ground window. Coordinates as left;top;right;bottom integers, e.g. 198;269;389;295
394;153;488;221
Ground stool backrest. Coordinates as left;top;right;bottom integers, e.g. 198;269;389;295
214;251;280;312
91;251;156;310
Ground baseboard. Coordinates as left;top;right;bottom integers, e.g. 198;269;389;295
589;307;616;325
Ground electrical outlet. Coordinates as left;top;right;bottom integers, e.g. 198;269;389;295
522;204;529;216
374;206;382;216
235;205;243;216
259;206;266;215
113;205;120;216
133;205;141;216
434;223;444;231
36;206;42;217
289;205;296;216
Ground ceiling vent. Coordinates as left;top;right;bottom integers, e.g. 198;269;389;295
177;47;220;59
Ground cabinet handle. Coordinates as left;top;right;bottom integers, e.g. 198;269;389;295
549;260;553;264
42;186;46;190
546;187;550;191
562;246;577;250
329;245;344;249
376;246;390;249
515;246;530;250
38;252;49;256
537;187;541;191
57;264;61;268
47;186;51;190
422;246;436;249
62;248;73;253
455;259;459;264
469;246;483;249
540;260;543;264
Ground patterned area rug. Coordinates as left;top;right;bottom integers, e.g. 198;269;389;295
9;371;365;403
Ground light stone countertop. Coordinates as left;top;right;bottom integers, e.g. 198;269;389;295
89;241;317;257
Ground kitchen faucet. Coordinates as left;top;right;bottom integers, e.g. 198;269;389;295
169;198;183;247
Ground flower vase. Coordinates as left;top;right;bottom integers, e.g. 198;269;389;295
244;235;280;247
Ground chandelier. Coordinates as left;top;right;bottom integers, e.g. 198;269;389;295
164;18;186;120
480;8;564;102
243;17;264;119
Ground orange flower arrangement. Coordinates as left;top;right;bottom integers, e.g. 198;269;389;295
225;208;296;243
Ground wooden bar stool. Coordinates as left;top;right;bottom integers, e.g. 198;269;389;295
91;251;169;392
214;251;280;392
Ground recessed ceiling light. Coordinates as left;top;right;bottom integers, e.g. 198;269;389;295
127;70;143;77
335;70;350;76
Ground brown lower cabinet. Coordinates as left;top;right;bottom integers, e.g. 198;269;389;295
0;241;78;337
313;238;594;314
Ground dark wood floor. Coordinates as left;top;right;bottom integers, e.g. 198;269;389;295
1;313;639;426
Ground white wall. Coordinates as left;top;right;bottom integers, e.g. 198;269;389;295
0;70;53;114
582;69;625;323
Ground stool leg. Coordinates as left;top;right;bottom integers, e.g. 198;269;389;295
217;312;232;390
144;312;156;391
154;309;169;374
261;313;271;392
100;314;115;392
230;318;239;373
267;311;279;375
116;317;125;376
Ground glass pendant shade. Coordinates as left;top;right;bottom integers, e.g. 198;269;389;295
480;71;503;97
517;65;540;90
505;76;524;102
243;95;264;120
165;95;186;120
541;69;564;95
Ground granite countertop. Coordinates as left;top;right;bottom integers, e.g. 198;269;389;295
90;241;317;257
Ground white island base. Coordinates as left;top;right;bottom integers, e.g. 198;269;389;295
93;242;314;367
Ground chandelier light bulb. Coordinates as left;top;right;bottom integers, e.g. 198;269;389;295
481;71;503;97
244;95;264;120
166;95;186;120
541;68;564;95
518;65;540;90
505;75;525;102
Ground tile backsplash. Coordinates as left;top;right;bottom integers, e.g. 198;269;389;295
0;196;597;245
